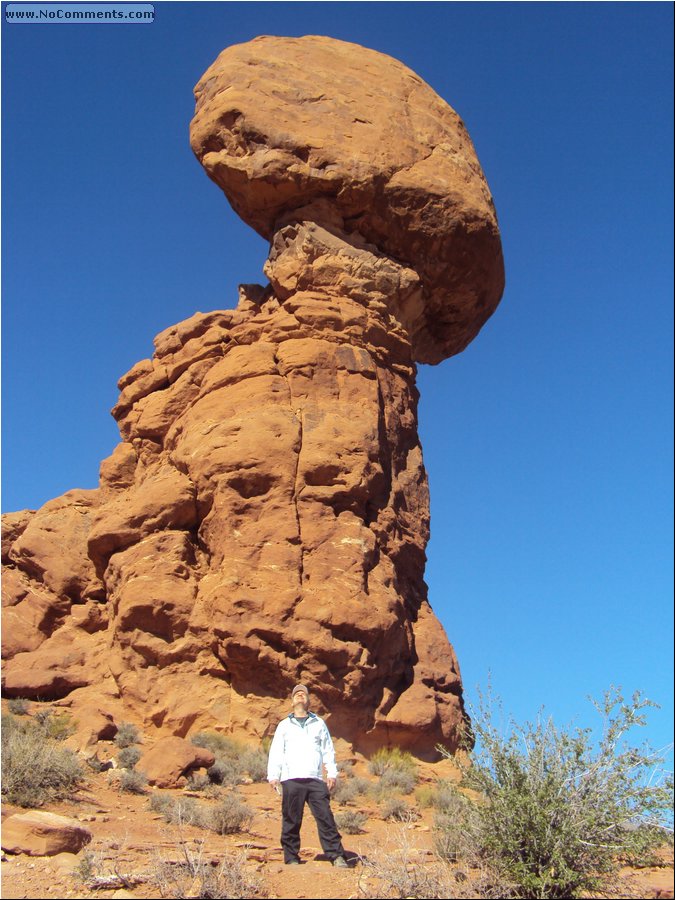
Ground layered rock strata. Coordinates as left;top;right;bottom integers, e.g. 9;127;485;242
1;36;504;759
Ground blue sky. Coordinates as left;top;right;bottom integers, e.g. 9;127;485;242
2;2;673;757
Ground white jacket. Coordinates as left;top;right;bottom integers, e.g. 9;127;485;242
267;712;338;782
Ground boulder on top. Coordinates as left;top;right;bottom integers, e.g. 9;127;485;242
190;34;504;363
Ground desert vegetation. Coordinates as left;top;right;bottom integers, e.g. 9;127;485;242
1;687;671;900
432;685;674;899
191;731;268;785
149;788;255;835
151;834;267;899
1;708;83;807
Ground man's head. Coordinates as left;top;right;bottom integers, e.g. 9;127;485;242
291;683;309;713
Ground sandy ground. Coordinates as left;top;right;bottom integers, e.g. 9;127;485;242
1;752;673;900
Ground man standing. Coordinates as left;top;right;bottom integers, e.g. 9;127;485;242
267;684;348;867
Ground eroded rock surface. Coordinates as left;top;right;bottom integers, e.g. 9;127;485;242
1;811;92;856
1;36;504;759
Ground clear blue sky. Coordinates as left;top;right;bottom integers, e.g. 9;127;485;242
2;2;673;756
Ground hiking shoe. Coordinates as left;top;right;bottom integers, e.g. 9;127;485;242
285;859;301;865
332;856;349;868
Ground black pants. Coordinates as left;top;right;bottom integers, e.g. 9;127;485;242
281;778;344;863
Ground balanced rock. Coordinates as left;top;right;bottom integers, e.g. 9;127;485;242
191;35;504;363
1;36;504;760
1;811;92;856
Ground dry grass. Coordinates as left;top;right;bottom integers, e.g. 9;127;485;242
356;822;472;899
148;790;254;835
151;833;267;899
1;712;83;807
335;809;369;834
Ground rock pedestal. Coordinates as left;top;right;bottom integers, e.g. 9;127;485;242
1;36;504;760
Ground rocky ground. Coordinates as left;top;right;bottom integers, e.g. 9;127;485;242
2;749;673;900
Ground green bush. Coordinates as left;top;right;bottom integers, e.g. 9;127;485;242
437;685;675;899
368;746;417;777
1;713;83;807
114;721;141;748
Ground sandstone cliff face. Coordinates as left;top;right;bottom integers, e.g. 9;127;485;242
1;36;504;759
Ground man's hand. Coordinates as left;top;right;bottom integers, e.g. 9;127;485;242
327;777;337;792
269;779;280;792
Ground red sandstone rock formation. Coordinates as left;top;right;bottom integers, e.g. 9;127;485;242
1;36;504;760
1;812;93;857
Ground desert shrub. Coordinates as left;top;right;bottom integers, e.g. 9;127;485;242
185;772;213;792
380;796;419;822
7;698;29;716
47;712;76;741
378;766;417;795
333;777;361;806
31;707;76;741
432;779;461;813
118;769;148;794
338;759;355;777
205;792;254;835
1;713;83;807
148;791;252;834
335;809;368;834
191;731;243;757
368;746;417;778
352;775;373;796
437;685;675;899
114;721;140;748
33;707;52;727
208;756;245;786
74;848;99;884
117;746;141;770
415;784;436;808
358;826;462;899
152;837;267;899
417;779;459;811
150;793;201;826
150;792;175;817
193;732;266;784
433;807;475;865
241;746;268;782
